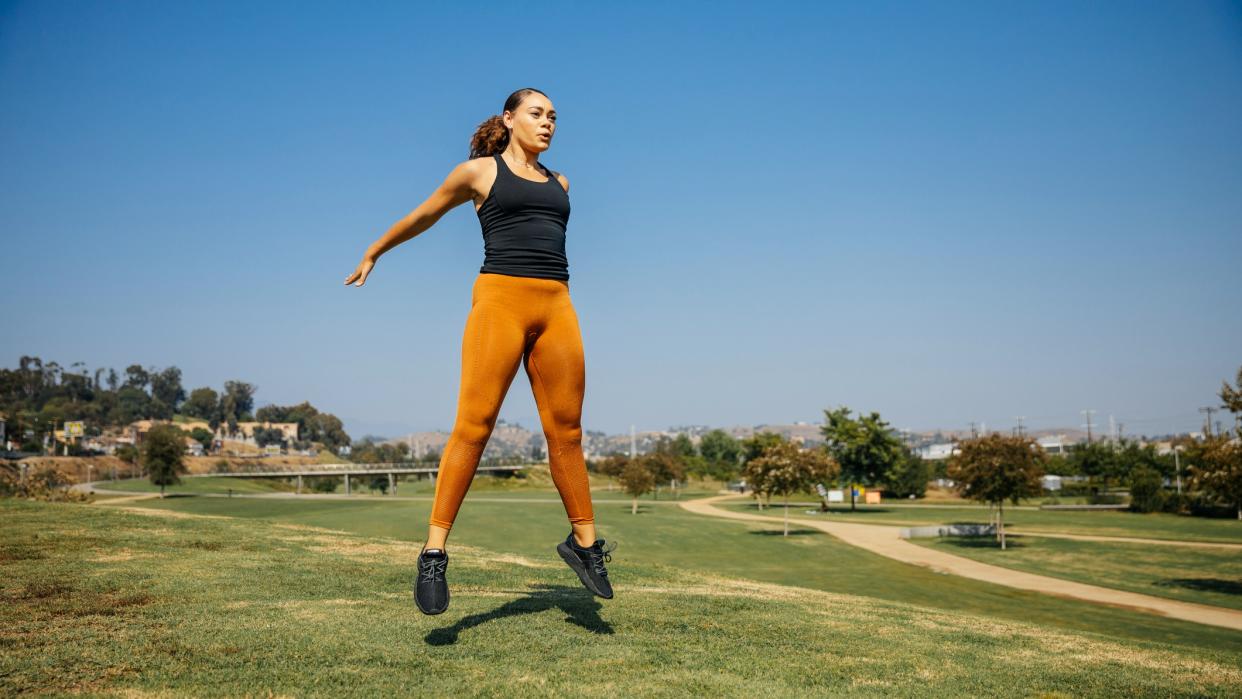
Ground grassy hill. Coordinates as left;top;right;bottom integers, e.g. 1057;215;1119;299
3;498;1241;697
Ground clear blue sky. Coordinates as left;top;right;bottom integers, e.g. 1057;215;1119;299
2;1;1240;440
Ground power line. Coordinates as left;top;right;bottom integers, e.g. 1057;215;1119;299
1200;406;1218;436
1081;409;1095;444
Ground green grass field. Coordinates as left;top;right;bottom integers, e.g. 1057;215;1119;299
3;497;1241;697
2;496;1242;699
910;535;1242;611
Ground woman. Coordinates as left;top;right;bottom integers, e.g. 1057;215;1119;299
345;88;615;615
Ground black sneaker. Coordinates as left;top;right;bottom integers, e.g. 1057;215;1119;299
556;532;615;599
414;547;449;615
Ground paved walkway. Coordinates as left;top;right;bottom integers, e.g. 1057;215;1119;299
679;493;1242;632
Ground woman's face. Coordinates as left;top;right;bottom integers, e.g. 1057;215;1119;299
504;94;556;152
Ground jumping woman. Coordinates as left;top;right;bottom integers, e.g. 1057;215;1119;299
344;88;615;615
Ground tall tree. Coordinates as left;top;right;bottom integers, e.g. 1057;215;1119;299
123;364;151;391
150;366;186;412
699;429;743;488
183;387;221;424
820;406;903;511
947;434;1047;549
142;423;188;498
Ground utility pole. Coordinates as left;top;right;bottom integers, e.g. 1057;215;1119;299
1014;416;1026;438
1200;406;1217;436
1081;409;1095;444
968;421;978;439
1174;447;1183;495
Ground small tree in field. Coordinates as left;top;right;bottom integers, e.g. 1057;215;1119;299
748;440;840;536
947;434;1046;549
142;424;188;498
619;459;655;515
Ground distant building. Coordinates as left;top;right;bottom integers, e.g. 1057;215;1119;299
1036;435;1071;456
917;443;958;460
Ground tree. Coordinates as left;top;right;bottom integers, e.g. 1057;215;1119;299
142;423;188;498
747;440;840;536
1220;364;1242;421
149;366;186;413
886;449;932;499
1190;435;1242;520
946;434;1046;549
619;459;655;514
1065;441;1121;488
699;429;743;488
183;387;220;423
115;443;139;465
123;364;151;391
643;441;685;500
190;427;214;452
820;406;903;511
740;431;783;508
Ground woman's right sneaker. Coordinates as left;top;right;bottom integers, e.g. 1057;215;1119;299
556;532;615;599
414;547;449;615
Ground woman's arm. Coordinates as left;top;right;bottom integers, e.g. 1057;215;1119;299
344;160;482;287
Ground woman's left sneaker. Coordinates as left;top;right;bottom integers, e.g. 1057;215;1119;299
414;547;450;614
556;532;615;599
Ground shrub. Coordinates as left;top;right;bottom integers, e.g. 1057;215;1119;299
0;464;91;502
1128;466;1166;513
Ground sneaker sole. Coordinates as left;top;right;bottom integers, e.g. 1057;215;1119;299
414;587;449;615
556;542;614;599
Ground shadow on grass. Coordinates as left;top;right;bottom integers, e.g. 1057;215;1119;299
933;536;1029;550
748;529;820;538
425;584;611;645
1152;578;1242;595
734;503;899;516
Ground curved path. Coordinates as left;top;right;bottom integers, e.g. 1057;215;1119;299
680;493;1242;633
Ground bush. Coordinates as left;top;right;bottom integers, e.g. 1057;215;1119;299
1087;492;1126;505
1128;466;1166;513
0;464;91;502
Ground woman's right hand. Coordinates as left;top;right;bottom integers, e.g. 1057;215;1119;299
344;256;376;287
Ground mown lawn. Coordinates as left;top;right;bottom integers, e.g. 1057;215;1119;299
117;492;1242;655
2;498;1241;697
911;535;1242;611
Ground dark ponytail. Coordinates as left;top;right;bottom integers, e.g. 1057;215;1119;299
469;87;548;159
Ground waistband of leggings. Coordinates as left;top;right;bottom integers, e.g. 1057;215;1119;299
474;272;569;293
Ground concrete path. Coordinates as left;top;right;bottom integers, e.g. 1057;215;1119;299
680;493;1242;633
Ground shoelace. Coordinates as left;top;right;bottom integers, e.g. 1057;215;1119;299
420;557;447;583
587;542;617;577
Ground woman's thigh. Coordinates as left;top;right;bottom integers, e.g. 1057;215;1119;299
453;301;529;435
523;299;585;428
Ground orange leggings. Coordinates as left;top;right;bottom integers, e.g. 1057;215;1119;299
428;272;594;529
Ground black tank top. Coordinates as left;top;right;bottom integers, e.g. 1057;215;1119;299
476;153;572;281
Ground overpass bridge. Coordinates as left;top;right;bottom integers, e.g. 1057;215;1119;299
190;461;531;495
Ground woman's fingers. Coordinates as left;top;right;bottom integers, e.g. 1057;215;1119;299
344;259;374;287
